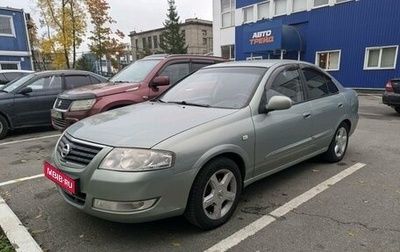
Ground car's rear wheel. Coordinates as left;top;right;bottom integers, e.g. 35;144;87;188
0;115;9;140
321;122;349;163
184;157;242;230
395;106;400;114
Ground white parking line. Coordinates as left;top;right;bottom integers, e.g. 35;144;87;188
0;134;60;146
0;174;44;187
204;162;366;252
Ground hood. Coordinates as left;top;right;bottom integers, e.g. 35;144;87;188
60;82;141;99
66;102;237;148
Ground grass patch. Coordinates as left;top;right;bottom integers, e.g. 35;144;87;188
0;227;15;252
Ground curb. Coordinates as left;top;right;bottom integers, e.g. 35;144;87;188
0;195;42;252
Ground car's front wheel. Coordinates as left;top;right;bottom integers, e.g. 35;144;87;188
0;115;9;140
321;122;349;163
394;106;400;114
184;157;242;230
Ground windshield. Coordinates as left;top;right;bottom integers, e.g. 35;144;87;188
160;67;266;109
109;59;162;83
1;74;35;92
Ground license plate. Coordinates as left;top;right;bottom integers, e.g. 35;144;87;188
44;161;78;194
51;109;63;119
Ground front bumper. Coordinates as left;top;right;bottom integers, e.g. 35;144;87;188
51;149;195;223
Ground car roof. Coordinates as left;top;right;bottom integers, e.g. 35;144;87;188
142;54;226;61
205;59;316;69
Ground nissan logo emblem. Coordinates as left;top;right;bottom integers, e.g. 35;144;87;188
61;143;71;158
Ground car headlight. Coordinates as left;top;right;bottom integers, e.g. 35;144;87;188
99;148;174;171
70;99;96;111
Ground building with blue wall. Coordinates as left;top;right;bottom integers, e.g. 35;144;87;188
212;0;400;89
0;7;33;70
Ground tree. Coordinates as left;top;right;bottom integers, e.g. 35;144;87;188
159;0;188;54
36;0;86;69
75;54;95;72
86;0;125;74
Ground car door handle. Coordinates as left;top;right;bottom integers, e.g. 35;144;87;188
338;103;344;108
303;112;312;119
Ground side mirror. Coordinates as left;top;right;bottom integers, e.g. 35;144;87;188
18;87;33;94
266;95;292;111
150;76;170;88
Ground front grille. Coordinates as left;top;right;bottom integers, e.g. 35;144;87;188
58;133;103;166
54;98;73;110
52;117;67;129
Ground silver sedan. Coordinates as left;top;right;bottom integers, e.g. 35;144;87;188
45;60;359;230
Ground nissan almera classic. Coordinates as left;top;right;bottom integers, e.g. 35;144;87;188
44;60;359;230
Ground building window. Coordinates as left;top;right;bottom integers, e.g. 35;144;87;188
153;36;158;49
293;0;307;12
316;50;341;71
257;2;270;20
364;46;398;70
0;62;19;70
221;45;235;60
142;37;147;49
202;30;207;36
148;36;152;49
314;0;329;8
181;30;186;43
203;38;208;45
274;0;287;16
221;0;235;27
0;15;15;36
243;6;254;23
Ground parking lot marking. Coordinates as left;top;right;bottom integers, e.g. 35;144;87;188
0;134;60;146
204;162;366;252
0;195;43;252
0;174;44;187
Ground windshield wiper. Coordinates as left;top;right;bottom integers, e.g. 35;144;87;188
167;100;210;107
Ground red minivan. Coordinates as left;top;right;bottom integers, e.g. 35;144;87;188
51;54;226;131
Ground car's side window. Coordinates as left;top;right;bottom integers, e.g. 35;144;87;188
192;62;213;72
159;62;190;85
28;76;62;91
65;75;91;89
89;75;104;84
267;68;304;104
0;74;7;84
302;67;338;99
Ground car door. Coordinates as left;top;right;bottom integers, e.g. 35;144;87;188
300;65;345;150
253;65;314;177
12;74;63;126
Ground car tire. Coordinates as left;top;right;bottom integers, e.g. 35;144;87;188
395;106;400;114
0;115;9;140
321;122;349;163
184;157;242;230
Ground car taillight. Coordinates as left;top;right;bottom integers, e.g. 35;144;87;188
385;80;394;92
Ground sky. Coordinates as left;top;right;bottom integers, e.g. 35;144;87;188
0;0;213;52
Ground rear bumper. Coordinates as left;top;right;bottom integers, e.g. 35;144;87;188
382;92;400;106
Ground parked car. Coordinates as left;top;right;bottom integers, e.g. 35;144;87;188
0;70;108;139
50;54;226;131
44;60;359;230
0;70;34;85
382;78;400;113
